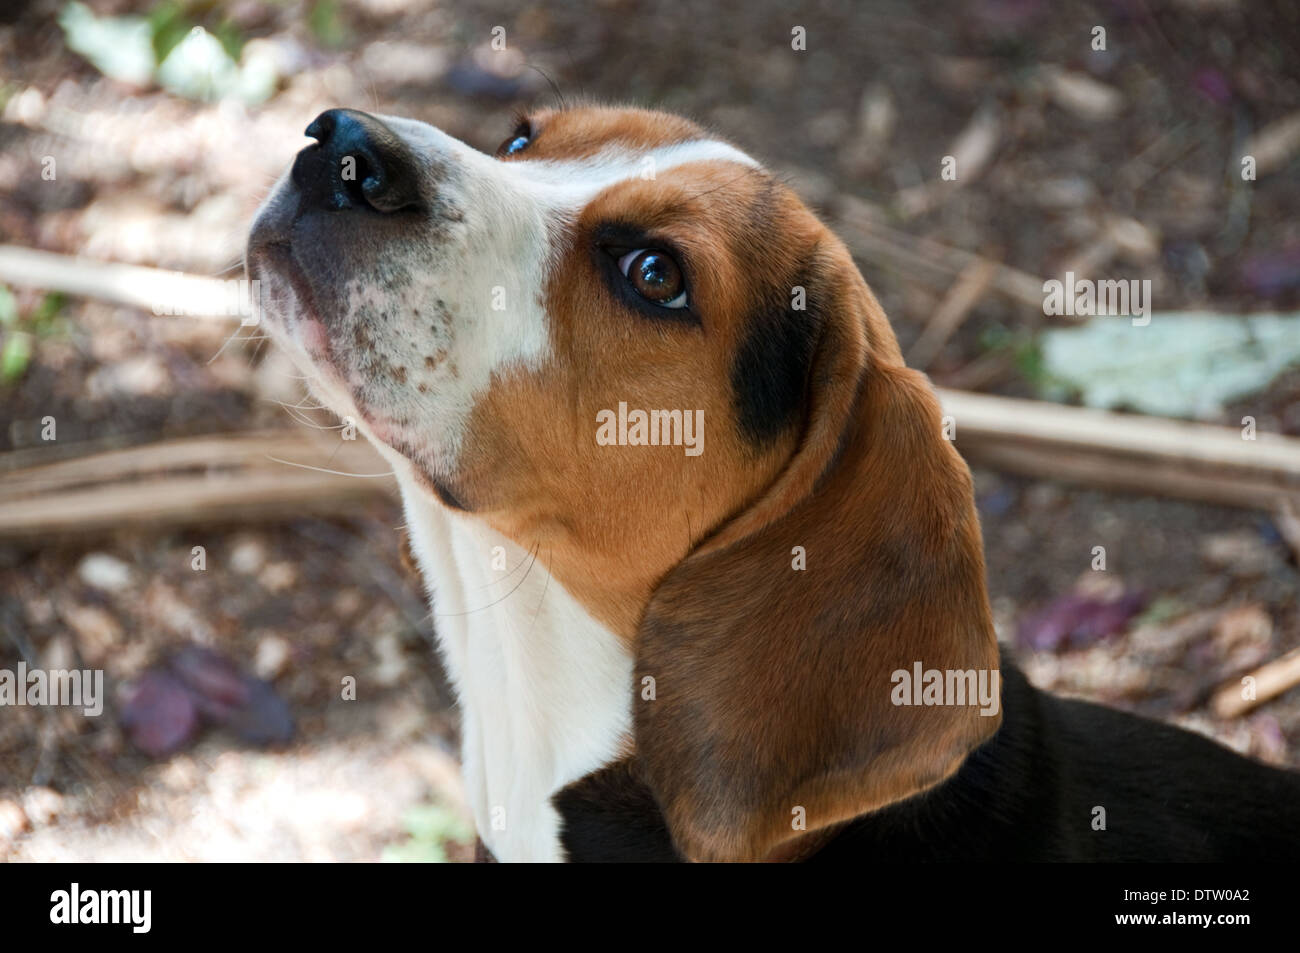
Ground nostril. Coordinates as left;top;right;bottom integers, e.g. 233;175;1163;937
340;148;377;206
359;158;416;213
304;110;336;144
296;108;422;214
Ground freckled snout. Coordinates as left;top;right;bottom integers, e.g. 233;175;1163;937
246;106;480;494
292;108;423;214
246;106;448;344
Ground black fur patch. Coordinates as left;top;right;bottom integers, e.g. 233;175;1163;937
553;759;681;862
730;262;823;446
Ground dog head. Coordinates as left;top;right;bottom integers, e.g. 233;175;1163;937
248;105;1000;862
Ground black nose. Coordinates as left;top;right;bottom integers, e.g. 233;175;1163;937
292;109;421;213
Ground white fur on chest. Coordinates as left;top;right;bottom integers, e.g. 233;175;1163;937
396;475;633;862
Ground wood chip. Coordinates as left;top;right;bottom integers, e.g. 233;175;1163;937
1243;110;1300;175
1044;68;1124;122
1212;647;1300;718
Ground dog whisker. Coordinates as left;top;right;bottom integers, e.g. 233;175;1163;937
206;325;258;365
474;547;536;589
263;398;342;429
523;545;553;638
527;64;568;111
264;455;394;478
430;542;541;618
209;259;247;278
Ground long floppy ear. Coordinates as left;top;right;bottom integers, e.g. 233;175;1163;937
633;261;1002;863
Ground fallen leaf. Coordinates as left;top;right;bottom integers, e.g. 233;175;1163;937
1017;589;1148;652
120;669;199;758
1040;311;1300;419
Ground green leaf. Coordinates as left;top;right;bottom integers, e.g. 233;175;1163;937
214;20;245;62
148;1;191;66
308;0;348;48
1039;312;1300;419
0;285;17;327
59;1;155;86
30;291;66;335
1;331;33;384
381;803;473;863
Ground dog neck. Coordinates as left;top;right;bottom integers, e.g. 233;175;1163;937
395;471;635;862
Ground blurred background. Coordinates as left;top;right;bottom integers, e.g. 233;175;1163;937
1;0;1299;861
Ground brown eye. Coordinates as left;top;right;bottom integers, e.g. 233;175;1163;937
617;249;688;308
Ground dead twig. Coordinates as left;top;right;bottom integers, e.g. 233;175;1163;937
0;244;245;319
1275;500;1300;565
1212;647;1300;719
0;431;393;537
832;197;1045;310
906;257;1000;369
940;389;1300;513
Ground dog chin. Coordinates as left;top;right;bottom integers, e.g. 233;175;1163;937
291;365;465;509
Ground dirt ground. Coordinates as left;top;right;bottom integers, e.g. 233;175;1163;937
1;0;1299;861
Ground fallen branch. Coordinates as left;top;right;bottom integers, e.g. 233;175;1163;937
895;104;1001;219
0;431;393;538
4;389;1300;537
832;196;1045;310
0;244;244;319
0;431;384;497
906;257;1001;369
939;389;1300;512
2;246;1299;530
1274;501;1300;565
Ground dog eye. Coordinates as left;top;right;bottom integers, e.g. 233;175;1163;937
497;121;531;157
617;249;688;309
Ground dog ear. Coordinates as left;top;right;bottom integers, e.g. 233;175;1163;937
633;267;1002;863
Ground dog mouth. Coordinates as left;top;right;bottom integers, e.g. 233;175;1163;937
248;234;465;501
247;239;345;375
247;201;475;511
251;241;309;302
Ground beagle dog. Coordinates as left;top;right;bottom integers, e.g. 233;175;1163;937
247;105;1300;863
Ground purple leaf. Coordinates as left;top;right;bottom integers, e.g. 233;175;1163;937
167;645;293;746
1018;590;1148;651
120;669;199;758
1237;248;1300;298
223;677;294;747
120;647;294;755
168;645;250;721
1070;591;1148;647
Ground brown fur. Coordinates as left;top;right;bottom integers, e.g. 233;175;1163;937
636;354;1001;862
449;108;1001;860
455;161;815;639
504;106;708;161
